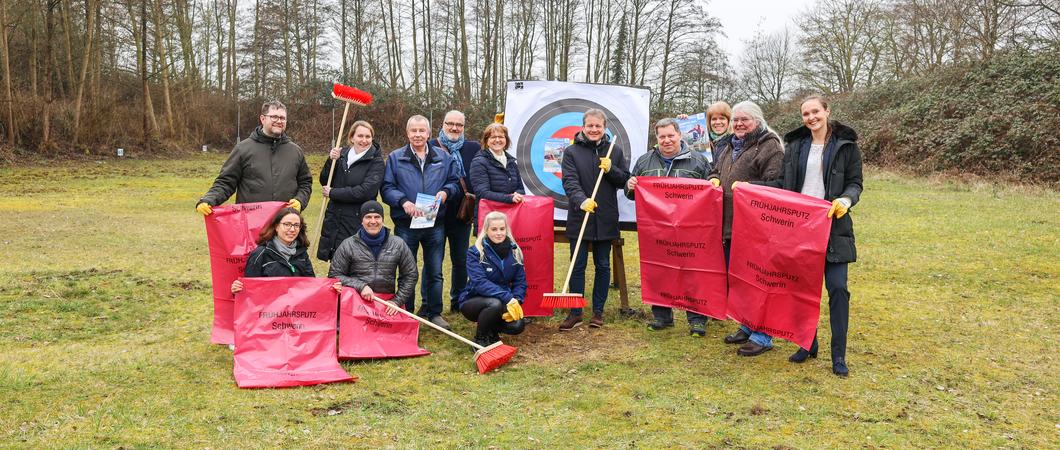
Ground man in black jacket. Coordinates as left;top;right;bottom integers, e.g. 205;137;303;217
196;100;312;216
428;110;481;314
328;201;418;311
559;109;630;330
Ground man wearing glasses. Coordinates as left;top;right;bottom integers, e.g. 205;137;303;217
196;100;312;216
428;110;481;314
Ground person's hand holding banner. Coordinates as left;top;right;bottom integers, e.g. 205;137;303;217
827;198;850;218
196;202;213;216
287;198;301;210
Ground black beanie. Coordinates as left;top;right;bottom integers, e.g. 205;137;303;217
360;200;384;217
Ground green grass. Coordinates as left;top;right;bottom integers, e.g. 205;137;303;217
0;154;1057;448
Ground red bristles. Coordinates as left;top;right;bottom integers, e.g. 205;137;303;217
332;83;373;106
474;342;517;374
540;293;586;309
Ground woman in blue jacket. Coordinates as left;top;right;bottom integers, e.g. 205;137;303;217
458;211;527;347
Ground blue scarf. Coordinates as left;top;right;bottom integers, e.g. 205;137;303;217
730;135;746;161
358;227;387;259
437;130;466;177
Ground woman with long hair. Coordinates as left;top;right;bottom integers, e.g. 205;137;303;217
761;94;863;377
457;211;528;348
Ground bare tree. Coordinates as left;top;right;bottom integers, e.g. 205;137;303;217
739;28;797;105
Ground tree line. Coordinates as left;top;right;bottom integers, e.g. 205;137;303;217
0;0;1055;156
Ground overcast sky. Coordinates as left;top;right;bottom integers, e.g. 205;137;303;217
710;0;816;64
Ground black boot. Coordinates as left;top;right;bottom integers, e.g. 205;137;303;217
472;333;492;352
789;339;819;363
832;357;849;377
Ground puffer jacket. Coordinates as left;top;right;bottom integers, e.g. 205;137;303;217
625;141;712;200
469;148;524;203
761;121;863;263
562;131;630;241
199;126;312;209
458;241;527;306
381;144;461;223
317;143;385;261
708;126;784;239
244;240;315;278
327;229;418;307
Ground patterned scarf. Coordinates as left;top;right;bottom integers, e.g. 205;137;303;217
437;130;466;177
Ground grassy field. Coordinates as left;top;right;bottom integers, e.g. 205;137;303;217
0;153;1057;448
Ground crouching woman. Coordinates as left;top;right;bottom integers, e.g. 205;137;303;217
458;211;527;347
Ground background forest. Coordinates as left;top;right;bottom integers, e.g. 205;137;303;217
0;0;1057;180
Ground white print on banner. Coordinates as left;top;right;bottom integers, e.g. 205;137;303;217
504;80;650;225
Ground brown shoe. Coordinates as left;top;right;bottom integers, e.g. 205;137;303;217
589;311;604;328
558;313;582;331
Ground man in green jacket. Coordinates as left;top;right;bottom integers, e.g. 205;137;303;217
196;100;313;215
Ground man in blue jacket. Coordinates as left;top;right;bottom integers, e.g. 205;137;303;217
428;110;481;314
382;115;462;330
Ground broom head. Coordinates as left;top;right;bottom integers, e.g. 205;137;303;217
474;341;517;374
332;83;373;106
541;292;586;309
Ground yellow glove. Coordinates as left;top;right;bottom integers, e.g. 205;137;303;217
287;198;302;211
731;181;742;190
196;202;213;216
827;198;850;219
580;198;598;213
503;299;524;322
709;178;721;188
598;156;612;173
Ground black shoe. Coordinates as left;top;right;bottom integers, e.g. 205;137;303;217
737;341;773;356
789;341;819;363
832;357;849;377
647;320;674;331
724;328;750;344
689;322;707;337
472;334;492;352
487;332;501;345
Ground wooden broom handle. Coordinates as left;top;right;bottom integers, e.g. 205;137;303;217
559;137;618;294
315;101;351;242
373;297;482;350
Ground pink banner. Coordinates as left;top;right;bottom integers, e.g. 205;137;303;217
338;290;431;359
477;196;555;317
726;184;833;350
204;201;287;344
634;177;728;319
233;277;354;388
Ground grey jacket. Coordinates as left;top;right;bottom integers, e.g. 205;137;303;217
625;142;712;200
199;126;313;208
327;230;418;307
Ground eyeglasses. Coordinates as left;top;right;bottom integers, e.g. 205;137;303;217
443;121;465;128
264;115;288;122
488;135;506;140
279;222;301;230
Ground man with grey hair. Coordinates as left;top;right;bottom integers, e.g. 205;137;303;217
382;114;462;329
196;100;312;215
428;110;482;314
625;117;713;336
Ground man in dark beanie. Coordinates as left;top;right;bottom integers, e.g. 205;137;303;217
328;201;418;311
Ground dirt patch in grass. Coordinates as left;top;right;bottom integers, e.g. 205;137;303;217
510;320;648;366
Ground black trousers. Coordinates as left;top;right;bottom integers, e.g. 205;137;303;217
459;296;526;338
822;262;850;360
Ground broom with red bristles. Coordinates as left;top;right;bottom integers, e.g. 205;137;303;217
315;83;374;248
542;136;619;309
371;297;517;374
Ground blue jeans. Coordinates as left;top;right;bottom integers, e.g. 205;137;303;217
568;240;611;316
395;223;446;318
445;218;472;309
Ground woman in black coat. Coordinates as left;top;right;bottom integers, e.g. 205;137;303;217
230;207;341;293
317;120;386;261
469;123;525;207
762;94;863;377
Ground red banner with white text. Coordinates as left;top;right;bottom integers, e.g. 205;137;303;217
477;196;555;317
726;184;832;350
634;177;728;319
233;277;354;388
204;201;287;344
338;290;431;359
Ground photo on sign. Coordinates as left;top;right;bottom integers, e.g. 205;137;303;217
543;138;569;176
676;113;712;162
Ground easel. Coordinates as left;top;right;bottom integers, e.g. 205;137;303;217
553;229;634;316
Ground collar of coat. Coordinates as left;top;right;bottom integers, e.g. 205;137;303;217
341;142;382;163
250;126;291;147
478;148;516;167
398;143;442;164
573;131;611;151
650;141;692;161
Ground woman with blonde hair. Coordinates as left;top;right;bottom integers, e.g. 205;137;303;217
317;120;385;261
457;211;527;347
